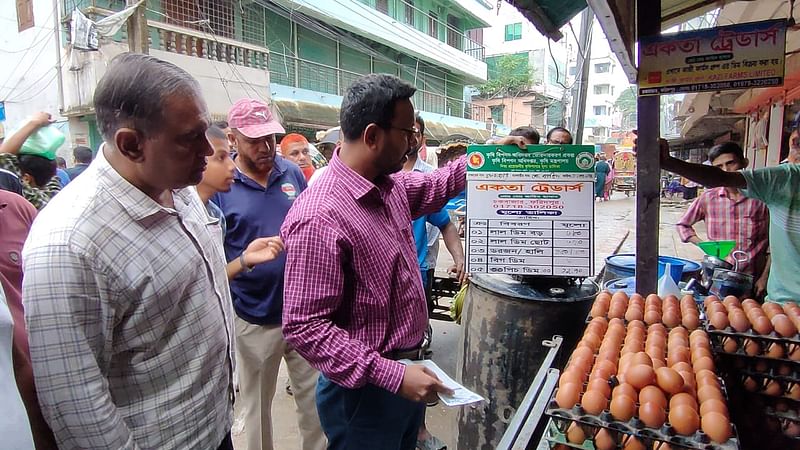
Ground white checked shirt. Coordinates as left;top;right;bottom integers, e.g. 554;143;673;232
22;149;235;449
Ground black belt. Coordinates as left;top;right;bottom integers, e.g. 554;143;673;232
384;341;430;361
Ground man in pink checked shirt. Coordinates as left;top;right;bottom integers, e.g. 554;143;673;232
281;74;498;449
676;142;770;296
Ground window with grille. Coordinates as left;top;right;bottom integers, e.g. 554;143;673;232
161;0;234;38
428;11;438;38
595;62;611;73
504;23;522;41
404;0;414;26
376;0;389;14
490;105;504;125
593;105;608;115
594;84;610;95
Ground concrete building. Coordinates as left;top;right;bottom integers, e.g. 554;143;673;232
573;15;636;144
471;1;572;139
2;0;492;153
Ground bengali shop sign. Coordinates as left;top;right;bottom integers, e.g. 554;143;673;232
466;145;595;278
638;19;786;96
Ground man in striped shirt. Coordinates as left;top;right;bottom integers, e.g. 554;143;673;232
282;74;464;449
662;139;798;304
675;142;770;295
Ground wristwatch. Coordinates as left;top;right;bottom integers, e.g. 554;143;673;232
239;252;255;273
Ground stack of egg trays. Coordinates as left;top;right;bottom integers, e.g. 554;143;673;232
705;324;800;365
544;399;741;450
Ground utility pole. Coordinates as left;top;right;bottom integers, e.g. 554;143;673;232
569;7;593;144
126;0;149;54
52;0;64;113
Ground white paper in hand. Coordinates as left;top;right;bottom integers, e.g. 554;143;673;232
399;359;484;407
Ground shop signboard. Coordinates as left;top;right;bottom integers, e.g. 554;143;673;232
639;19;786;96
466;145;595;277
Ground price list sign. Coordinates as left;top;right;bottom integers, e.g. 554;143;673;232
466;145;596;277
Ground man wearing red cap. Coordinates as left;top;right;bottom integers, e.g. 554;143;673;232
214;99;325;450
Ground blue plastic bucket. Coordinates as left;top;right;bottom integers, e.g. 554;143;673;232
604;254;701;283
658;261;684;283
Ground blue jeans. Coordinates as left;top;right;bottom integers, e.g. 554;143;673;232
316;374;425;450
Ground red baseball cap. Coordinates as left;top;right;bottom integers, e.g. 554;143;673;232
227;98;285;139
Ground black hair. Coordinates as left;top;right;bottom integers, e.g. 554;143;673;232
213;120;229;129
18;154;57;187
339;74;417;141
56;156;67;168
707;141;745;164
415;111;425;135
206;125;228;141
73;145;93;164
510;126;540;144
546;127;573;144
94;53;201;143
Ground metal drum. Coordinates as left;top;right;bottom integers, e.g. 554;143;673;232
455;274;599;450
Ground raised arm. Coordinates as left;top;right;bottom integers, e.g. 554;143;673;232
23;243;139;449
660;139;746;189
0;112;53;155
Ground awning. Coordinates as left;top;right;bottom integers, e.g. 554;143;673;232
506;0;588;41
424;121;490;144
272;99;340;130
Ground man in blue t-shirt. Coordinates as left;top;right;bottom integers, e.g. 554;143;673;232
214;99;325;450
661;138;799;303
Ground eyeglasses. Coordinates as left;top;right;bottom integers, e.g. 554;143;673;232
389;126;420;136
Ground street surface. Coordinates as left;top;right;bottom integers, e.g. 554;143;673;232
233;193;707;449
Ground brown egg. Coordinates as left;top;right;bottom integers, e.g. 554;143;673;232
699;398;728;417
701;412;732;443
587;378;612;399
623;437;646;450
790;346;800;361
613;383;638;400
710;311;729;330
669;404;700;435
789;383;800;401
689;328;709;343
655;367;684;395
639;402;666;428
678;370;696;393
625;306;644;322
743;376;759;392
632;352;654;367
763;302;783;318
670;392;698;411
626;364;657;390
722;337;738;353
682;314;700;331
772;314;798;337
639;385;667;409
767;343;786;359
663;310;681;328
742;298;760;311
694;369;719;387
743;339;761;356
764;380;783;396
556;382;582;408
559;369;585;386
610;394;636;421
693;356;715;372
581;389;608;415
671;361;692;373
644;310;662;325
667;348;690;367
697;385;724;403
594;429;616;450
729;312;750;332
567;422;586;443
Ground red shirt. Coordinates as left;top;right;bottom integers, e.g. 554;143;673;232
281;153;466;393
676;187;769;275
0;190;36;356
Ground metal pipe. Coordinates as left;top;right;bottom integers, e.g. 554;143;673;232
635;0;662;294
569;7;592;143
52;0;64;113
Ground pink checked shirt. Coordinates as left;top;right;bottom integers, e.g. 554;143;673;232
676;187;769;276
281;152;466;393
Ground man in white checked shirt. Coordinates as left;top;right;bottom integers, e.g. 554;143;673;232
22;53;235;449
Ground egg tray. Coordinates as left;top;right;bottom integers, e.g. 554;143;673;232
715;354;800;384
541;417;683;450
706;328;800;368
705;322;800;349
735;393;800;442
545;400;741;450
